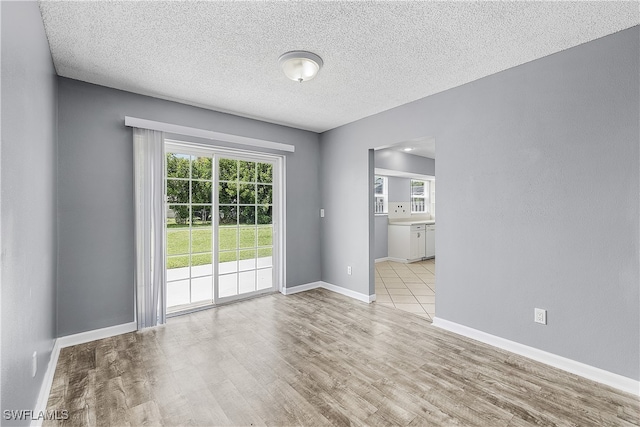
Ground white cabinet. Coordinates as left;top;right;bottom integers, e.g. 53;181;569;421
388;224;410;261
411;226;426;260
389;224;427;262
425;225;435;258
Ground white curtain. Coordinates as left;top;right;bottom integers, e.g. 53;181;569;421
133;128;166;329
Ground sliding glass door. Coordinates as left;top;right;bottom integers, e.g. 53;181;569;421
165;144;280;313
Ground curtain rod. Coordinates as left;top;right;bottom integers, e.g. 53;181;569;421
124;116;295;153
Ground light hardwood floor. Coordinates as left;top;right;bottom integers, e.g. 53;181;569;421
45;289;638;426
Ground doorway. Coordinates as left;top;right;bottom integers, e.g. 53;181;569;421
370;138;436;320
164;141;282;313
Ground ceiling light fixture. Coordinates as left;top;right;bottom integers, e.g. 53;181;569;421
403;147;414;152
278;51;323;83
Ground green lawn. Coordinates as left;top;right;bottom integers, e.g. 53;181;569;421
167;225;273;269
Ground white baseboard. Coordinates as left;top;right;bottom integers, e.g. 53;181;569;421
375;257;389;263
281;281;323;295
321;282;375;303
283;281;375;303
432;317;640;396
386;257;409;263
384;257;433;264
31;321;137;426
31;340;62;426
56;321;137;349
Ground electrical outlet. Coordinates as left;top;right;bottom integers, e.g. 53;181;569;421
32;351;37;377
347;266;352;275
534;308;547;325
320;209;325;218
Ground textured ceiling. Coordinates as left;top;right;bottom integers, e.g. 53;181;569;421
39;1;638;133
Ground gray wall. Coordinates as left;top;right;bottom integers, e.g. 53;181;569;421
321;27;639;380
1;1;58;422
374;217;388;260
375;149;435;176
388;176;411;202
57;78;321;336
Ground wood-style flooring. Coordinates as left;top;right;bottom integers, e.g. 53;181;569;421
45;289;639;426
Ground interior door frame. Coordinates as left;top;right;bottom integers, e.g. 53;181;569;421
164;138;286;313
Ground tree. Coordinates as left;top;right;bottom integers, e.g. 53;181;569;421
192;156;212;180
165;154;273;225
171;205;189;225
166;154;212;226
166;153;190;179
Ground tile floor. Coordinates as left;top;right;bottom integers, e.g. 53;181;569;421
374;258;436;320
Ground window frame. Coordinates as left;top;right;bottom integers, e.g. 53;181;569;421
410;179;429;214
374;175;388;215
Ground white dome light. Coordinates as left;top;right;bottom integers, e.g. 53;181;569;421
278;51;323;83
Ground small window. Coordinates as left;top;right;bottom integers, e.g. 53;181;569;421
411;179;429;213
374;175;388;214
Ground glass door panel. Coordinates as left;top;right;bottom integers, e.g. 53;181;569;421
217;158;239;298
165;152;214;312
216;157;275;302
